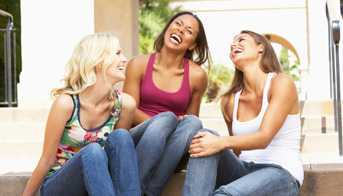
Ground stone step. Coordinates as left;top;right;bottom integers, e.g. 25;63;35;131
0;132;340;174
301;100;335;116
301;116;335;131
162;163;343;196
201;118;228;136
0;103;222;123
0;122;45;142
3;164;343;196
0;101;338;123
302;133;339;153
0;117;339;142
0;172;40;196
0;142;41;175
199;102;221;118
0;107;49;123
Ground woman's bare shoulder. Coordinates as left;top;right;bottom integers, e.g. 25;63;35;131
120;92;136;112
271;73;296;90
188;61;207;80
126;54;151;76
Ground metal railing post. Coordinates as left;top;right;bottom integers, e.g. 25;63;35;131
5;18;14;107
0;9;16;107
326;0;342;155
332;20;342;155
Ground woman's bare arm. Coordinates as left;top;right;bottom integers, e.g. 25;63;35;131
123;56;151;126
23;95;74;196
190;74;299;157
115;93;136;130
186;64;208;116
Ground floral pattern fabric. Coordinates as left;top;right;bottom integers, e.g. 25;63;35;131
47;91;122;176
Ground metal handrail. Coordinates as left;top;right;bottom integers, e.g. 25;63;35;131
326;0;342;155
0;9;16;107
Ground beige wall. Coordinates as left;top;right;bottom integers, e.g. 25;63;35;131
170;0;338;100
94;0;139;58
19;0;94;106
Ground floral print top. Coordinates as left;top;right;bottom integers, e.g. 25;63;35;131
47;91;122;176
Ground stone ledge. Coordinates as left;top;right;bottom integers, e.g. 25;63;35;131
0;172;39;196
301;164;343;196
161;164;343;196
2;164;343;196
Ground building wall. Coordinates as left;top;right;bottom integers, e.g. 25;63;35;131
18;0;138;107
16;0;343;107
171;0;342;100
94;0;139;58
18;0;94;106
305;0;331;100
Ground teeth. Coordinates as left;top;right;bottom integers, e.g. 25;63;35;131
170;34;182;44
233;49;243;54
117;66;125;70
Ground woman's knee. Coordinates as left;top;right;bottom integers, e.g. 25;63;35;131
214;185;234;196
107;129;135;148
199;128;220;136
151;111;178;126
172;115;203;140
81;143;108;161
182;115;203;130
143;112;178;138
155;111;177;118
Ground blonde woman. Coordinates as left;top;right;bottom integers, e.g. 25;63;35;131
23;33;141;196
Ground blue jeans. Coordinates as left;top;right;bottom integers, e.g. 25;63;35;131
183;129;300;196
130;112;202;196
40;129;141;196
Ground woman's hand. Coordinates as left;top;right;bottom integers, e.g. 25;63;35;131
189;131;226;157
177;114;189;121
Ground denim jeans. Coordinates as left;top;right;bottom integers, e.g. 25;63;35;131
130;112;202;196
40;129;141;196
183;129;300;196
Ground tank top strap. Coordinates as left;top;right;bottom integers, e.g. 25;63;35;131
66;95;79;123
262;72;276;105
111;89;122;118
181;58;190;90
144;53;156;82
232;89;242;121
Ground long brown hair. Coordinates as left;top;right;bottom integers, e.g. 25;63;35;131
221;30;282;111
153;11;211;66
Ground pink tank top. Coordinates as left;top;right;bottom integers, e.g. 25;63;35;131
138;53;191;116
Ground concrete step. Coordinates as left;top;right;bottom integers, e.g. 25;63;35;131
0;122;45;142
301;100;334;116
3;164;343;196
1;135;341;174
0;173;39;196
0;107;49;123
165;163;343;196
0;142;41;175
202;118;228;136
301;164;343;196
301;116;335;132
199;102;221;118
302;133;339;153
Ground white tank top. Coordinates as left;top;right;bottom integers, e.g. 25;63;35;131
231;72;304;184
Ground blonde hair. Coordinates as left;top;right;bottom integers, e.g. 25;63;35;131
52;32;121;97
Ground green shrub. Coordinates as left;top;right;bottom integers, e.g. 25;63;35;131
205;64;234;102
139;0;180;54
